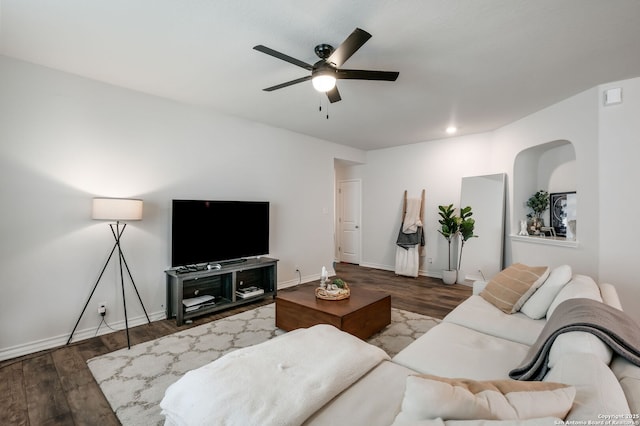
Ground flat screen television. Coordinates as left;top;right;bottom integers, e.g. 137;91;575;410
171;199;270;267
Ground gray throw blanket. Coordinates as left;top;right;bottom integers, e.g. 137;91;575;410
396;223;425;249
509;298;640;381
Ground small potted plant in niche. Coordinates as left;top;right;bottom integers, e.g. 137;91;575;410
526;190;549;235
457;206;477;284
437;204;460;284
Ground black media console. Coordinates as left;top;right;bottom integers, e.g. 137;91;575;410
165;257;278;326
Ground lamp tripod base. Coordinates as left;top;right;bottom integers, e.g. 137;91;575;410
67;222;150;349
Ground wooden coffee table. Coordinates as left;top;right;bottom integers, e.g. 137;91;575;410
275;286;391;339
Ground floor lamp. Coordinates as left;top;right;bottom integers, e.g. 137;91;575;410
67;197;150;349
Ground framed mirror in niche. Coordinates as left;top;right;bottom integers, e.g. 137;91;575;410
550;192;576;239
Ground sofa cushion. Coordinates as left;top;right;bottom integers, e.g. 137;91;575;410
480;263;550;314
520;265;572;319
392;322;530;380
546;274;603;318
443;420;565;426
392;418;565;426
392;374;575;422
305;360;414;426
611;356;640;415
444;295;545;346
544;353;631;422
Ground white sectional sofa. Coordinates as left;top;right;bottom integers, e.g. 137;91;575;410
161;266;640;425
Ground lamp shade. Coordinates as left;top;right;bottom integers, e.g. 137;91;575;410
92;198;143;221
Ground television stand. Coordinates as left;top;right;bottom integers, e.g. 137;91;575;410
165;257;278;326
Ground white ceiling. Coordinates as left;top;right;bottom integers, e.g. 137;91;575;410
2;0;640;150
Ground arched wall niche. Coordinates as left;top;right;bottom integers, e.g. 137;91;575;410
513;140;576;235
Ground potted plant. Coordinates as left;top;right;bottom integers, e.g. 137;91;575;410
456;206;477;284
437;204;460;284
526;190;549;235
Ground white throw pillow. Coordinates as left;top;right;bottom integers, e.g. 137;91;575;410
546;274;602;318
393;374;575;422
520;265;572;319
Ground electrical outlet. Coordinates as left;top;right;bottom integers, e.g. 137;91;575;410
98;302;106;316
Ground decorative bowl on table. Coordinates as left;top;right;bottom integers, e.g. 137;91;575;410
315;278;350;300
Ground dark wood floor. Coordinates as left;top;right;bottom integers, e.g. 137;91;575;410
0;263;471;425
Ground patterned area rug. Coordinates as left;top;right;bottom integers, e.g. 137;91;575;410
87;303;439;426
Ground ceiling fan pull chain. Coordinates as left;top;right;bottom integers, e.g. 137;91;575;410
317;96;329;119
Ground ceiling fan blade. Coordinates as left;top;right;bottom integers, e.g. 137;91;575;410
253;45;314;70
326;86;341;103
262;75;312;91
336;69;399;81
327;28;372;67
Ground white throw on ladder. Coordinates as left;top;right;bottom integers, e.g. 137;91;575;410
395;191;425;277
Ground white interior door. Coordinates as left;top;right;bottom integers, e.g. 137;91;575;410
338;180;361;264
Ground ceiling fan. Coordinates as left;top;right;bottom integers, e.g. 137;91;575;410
253;28;399;103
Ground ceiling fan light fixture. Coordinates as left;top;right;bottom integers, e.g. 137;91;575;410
312;74;336;92
255;28;398;102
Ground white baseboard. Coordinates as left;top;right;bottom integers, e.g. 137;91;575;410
359;261;394;271
1;274;324;362
1;265;454;362
277;279;299;290
3;272;329;362
0;310;166;362
278;273;321;290
359;261;442;279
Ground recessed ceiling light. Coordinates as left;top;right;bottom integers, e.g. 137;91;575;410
446;126;458;135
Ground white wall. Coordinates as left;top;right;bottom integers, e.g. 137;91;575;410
0;56;364;360
350;80;640;324
358;132;498;274
354;87;599;278
496;88;600;276
598;77;640;318
543;144;577;193
2;53;639;359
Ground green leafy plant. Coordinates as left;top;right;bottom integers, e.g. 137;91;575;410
332;278;346;289
457;206;477;271
437;204;460;271
526;190;549;219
